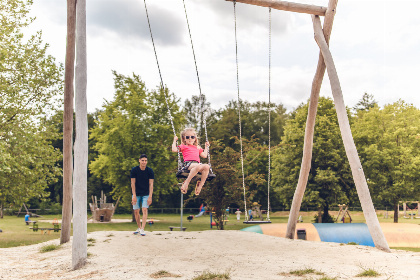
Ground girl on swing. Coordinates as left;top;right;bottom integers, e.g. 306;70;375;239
172;128;210;195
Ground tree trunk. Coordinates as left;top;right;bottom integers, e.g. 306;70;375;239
393;202;399;223
312;15;390;252
286;0;338;239
317;207;322;223
61;0;76;245
72;0;88;270
0;202;3;219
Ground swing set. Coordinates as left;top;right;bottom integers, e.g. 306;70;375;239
64;2;393;268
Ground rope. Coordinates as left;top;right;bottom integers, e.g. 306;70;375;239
267;7;271;221
143;0;181;168
233;0;248;221
181;0;212;172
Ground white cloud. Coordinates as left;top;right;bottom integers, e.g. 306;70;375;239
26;0;420;114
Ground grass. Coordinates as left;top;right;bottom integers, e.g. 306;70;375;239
192;271;230;280
347;242;359;245
287;268;324;276
1;211;419;251
356;268;381;277
39;244;60;253
150;270;181;278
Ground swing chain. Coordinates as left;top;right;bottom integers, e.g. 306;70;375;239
182;0;213;172
267;7;271;221
233;0;248;222
143;0;181;169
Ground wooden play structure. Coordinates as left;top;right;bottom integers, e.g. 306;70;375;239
226;0;390;252
336;204;352;223
89;192;120;222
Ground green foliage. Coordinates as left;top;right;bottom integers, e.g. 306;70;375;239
355;268;380;277
192;271;230;280
210;100;287;147
190;140;244;229
0;0;63;210
272;97;355;217
150;270;181;278
89;72;185;209
353;100;420;221
39;244;60;253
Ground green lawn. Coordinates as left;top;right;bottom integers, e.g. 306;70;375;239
1;211;419;252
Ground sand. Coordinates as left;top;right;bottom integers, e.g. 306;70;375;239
0;230;419;280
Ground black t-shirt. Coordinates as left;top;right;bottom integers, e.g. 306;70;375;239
130;166;154;196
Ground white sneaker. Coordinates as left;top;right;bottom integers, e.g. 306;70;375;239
134;228;141;234
140;229;146;236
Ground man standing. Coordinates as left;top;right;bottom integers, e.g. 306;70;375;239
131;154;154;236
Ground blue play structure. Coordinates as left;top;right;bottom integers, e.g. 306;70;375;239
313;223;375;247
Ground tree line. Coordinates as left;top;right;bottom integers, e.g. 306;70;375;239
1;0;419;227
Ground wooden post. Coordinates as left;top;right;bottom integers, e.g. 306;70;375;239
225;0;327;16
311;15;390;252
403;202;407;217
72;0;88;270
286;0;338;239
61;0;76;245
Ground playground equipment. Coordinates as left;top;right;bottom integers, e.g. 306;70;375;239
195;204;206;218
336;204;352;223
242;223;420;248
244;202;271;224
89;191;120;222
398;201;419;219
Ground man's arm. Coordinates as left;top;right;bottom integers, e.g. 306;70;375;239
147;179;154;206
131;178;137;205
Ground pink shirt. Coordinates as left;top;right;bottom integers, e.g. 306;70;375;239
178;144;204;163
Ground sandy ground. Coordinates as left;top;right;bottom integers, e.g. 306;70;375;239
0;230;419;280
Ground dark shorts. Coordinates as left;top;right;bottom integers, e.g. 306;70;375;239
181;161;199;171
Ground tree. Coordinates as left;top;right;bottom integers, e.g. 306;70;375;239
0;0;63;216
353;100;420;222
188;138;262;229
353;93;377;113
89;72;185;211
210;100;287;147
183;94;216;141
272;97;355;222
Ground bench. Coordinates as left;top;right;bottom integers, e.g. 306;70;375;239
25;221;37;225
169;226;187;231
30;225;61;234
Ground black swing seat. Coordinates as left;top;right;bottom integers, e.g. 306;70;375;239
176;169;216;181
243;220;272;224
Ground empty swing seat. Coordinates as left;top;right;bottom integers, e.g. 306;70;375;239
243;220;272;224
176;169;216;181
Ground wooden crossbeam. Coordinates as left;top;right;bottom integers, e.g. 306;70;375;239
225;0;327;16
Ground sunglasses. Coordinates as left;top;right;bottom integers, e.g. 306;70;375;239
185;136;195;139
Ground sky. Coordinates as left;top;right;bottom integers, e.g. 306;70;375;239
27;0;420;114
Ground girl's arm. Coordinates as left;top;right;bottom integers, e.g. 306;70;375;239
172;136;179;152
200;141;210;158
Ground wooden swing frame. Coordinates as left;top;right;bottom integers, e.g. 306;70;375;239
227;0;390;252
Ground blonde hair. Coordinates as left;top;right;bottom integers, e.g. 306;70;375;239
180;127;200;146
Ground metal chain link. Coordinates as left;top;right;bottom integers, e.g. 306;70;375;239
233;0;248;221
182;0;212;173
143;0;181;169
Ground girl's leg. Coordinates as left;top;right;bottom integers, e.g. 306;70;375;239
181;163;200;193
195;164;210;195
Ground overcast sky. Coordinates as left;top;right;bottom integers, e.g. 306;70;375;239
27;0;420;113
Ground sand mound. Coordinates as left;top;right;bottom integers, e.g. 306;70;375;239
0;230;419;279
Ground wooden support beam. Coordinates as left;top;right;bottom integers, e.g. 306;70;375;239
311;14;391;252
225;0;327;16
286;0;337;240
61;0;76;245
72;0;88;270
